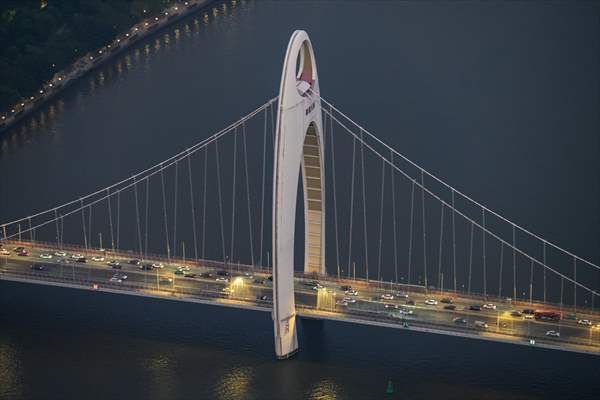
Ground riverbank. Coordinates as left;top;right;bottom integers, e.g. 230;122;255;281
0;0;215;136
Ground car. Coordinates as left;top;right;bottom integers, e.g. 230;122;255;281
0;249;10;255
30;264;46;271
424;299;438;306
151;263;164;269
384;304;399;309
216;270;230;277
578;319;593;326
267;275;273;281
510;311;523;317
395;292;409;299
140;264;154;271
522;309;535;315
453;317;467;324
16;249;29;256
128;259;141;265
482;303;497;310
39;253;53;259
91;256;104;262
221;287;234;295
184;273;197;278
444;304;456;310
399;308;414;315
312;284;324;291
340;285;352;291
546;330;560;337
380;294;394;300
474;321;488;329
13;246;25;252
406;299;416;306
71;253;83;259
175;269;185;275
345;290;359;296
109;276;122;283
107;260;121;269
440;297;453;304
54;251;66;257
216;277;229;283
256;295;269;301
75;257;86;263
243;272;254;279
201;272;213;278
254;279;265;284
469;305;482;311
524;314;534;320
117;274;128;280
335;300;348;306
500;322;509;328
343;297;356;304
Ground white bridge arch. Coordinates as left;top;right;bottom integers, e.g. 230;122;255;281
272;30;325;359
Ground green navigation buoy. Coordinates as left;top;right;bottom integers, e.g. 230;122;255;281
386;380;394;395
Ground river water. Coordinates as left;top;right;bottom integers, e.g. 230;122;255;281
1;1;599;399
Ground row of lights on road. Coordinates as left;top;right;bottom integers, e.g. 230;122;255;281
1;1;199;122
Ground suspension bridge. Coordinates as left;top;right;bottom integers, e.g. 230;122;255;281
1;31;599;359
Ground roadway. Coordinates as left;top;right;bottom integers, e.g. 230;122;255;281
1;241;599;356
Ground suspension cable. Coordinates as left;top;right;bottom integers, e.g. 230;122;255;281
482;208;487;298
347;136;356;277
215;139;226;262
468;222;474;295
230;128;238;262
407;180;415;285
187;151;199;261
543;240;547;304
529;259;534;304
512;225;516;301
116;191;120;251
144;177;150;259
242;122;255;266
259;107;268;267
451;189;457;292
377;157;386;281
160;165;171;263
360;129;369;281
80;199;88;254
107;188;115;257
498;243;504;297
421;170;427;291
133;176;143;259
172;160;179;259
391;150;398;283
54;209;60;248
202;146;208;261
329;105;341;279
437;202;444;289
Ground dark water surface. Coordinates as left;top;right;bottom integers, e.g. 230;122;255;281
1;1;599;399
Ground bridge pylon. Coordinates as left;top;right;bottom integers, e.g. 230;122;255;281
272;30;325;359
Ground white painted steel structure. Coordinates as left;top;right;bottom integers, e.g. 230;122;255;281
272;31;326;359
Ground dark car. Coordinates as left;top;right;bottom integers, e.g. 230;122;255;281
17;249;29;256
444;304;457;310
256;295;269;301
511;311;523;317
469;305;482;311
441;298;453;304
140;264;154;271
340;285;352;291
30;264;46;271
216;270;230;277
406;299;416;306
129;259;141;265
184;273;197;278
522;309;535;315
254;279;265;284
267;275;273;281
453;317;467;324
76;257;87;263
200;272;212;278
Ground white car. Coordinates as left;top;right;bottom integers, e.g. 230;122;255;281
221;287;234;295
343;297;356;304
312;284;324;291
54;251;66;257
40;253;53;259
546;330;560;337
216;277;229;283
474;321;488;329
71;253;83;259
1;249;11;255
399;308;414;315
524;314;534;320
152;263;164;269
482;303;497;310
109;277;122;283
578;319;593;326
384;304;398;309
380;294;394;300
91;256;105;262
336;300;348;306
345;290;359;296
395;292;409;299
424;299;438;306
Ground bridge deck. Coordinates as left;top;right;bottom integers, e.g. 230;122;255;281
1;241;599;356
